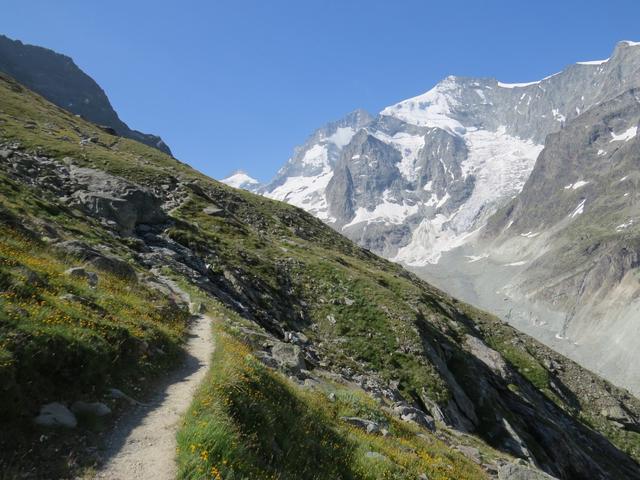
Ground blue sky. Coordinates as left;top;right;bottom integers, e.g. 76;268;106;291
2;1;639;182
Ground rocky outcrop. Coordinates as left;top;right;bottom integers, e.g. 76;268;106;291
0;34;171;154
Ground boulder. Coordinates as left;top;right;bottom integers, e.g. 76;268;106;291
601;403;638;428
364;451;388;461
69;166;166;235
57;240;136;280
86;255;136;281
393;402;436;431
456;445;481;464
271;341;306;372
65;267;98;287
34;402;77;428
464;334;510;379
341;416;380;434
498;463;558;480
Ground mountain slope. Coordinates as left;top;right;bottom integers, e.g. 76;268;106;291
422;86;640;398
1;72;640;479
0;34;172;155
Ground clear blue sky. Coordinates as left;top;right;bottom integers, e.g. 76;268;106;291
2;1;639;182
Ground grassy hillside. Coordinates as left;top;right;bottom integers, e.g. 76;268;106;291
1;71;640;479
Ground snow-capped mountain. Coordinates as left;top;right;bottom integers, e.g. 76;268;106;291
220;171;262;192
260;41;640;267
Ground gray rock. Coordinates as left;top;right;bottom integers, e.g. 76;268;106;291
464;334;510;380
203;205;223;216
71;401;111;417
64;267;98;287
69;166;166;235
498;463;558;480
455;445;481;464
34;402;77;428
340;416;380;434
270;341;306;372
364;451;388;461
86;255;136;281
392;402;435;431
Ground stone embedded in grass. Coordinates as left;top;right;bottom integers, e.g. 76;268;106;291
64;266;98;287
340;416;381;434
34;402;77;428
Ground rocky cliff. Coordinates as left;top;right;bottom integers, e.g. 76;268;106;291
0;34;171;155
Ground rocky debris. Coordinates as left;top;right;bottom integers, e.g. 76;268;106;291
64;266;98;287
34;402;77;428
283;330;309;345
464;334;511;380
392;402;436;431
70;401;111;417
340;416;381;434
498;462;558;480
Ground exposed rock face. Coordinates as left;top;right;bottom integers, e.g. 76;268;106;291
0;34;171;154
69;166;167;235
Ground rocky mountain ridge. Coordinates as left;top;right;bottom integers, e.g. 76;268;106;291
237;41;640;267
0;34;172;155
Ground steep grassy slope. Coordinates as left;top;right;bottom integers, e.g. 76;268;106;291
0;71;639;479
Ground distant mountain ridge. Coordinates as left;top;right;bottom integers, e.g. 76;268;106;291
0;34;172;155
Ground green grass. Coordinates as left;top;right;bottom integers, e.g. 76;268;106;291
0;221;190;421
176;319;489;480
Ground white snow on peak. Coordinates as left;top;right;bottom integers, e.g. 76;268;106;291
379;77;465;134
497;80;540;89
577;59;609;66
220;171;260;189
300;144;329;168
394;127;543;266
570;199;587;218
266;169;335;222
342;190;420;229
325;126;357;148
616;219;634;232
564;180;589;190
621;40;640;47
370;130;426;182
505;260;528;266
465;253;489;263
610;126;638;142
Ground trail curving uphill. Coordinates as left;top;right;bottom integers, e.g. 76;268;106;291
95;314;213;480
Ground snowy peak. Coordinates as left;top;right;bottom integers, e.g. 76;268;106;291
256;40;640;266
220;171;261;191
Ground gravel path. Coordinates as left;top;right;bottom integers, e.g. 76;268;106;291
95;315;213;480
